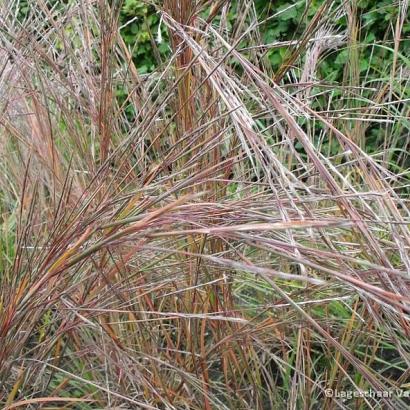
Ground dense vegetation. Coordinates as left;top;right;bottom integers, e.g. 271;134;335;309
0;0;409;408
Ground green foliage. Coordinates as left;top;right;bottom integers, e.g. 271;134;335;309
120;1;169;74
119;0;409;82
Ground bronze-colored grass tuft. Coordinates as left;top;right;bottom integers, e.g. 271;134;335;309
0;0;409;409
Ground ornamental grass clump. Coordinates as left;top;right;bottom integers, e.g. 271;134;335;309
0;0;409;408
